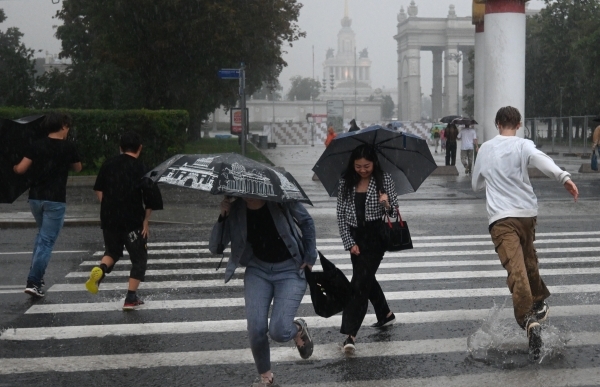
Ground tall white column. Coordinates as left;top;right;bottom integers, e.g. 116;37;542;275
474;21;485;141
432;50;443;121
444;47;460;116
484;0;526;140
405;47;422;122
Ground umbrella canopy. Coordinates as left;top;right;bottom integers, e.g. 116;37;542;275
312;125;437;197
452;117;478;126
0;115;46;203
439;115;462;124
145;153;312;205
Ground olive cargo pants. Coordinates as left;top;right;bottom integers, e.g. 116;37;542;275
490;217;550;328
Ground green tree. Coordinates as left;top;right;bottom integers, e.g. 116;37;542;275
48;0;305;130
381;94;394;120
287;76;321;101
0;9;36;107
252;81;283;101
525;0;600;119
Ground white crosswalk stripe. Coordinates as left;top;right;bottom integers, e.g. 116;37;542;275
2;231;600;385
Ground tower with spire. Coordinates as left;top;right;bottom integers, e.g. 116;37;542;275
321;0;374;102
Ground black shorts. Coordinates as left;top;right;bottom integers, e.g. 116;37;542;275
102;228;148;281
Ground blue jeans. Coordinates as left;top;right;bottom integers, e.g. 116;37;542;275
27;200;66;286
244;258;307;374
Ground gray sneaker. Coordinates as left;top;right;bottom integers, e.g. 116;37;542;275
250;375;280;387
293;318;314;359
527;318;542;361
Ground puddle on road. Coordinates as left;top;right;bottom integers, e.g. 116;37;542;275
467;299;571;368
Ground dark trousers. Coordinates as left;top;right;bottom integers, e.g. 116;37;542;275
445;141;457;166
341;224;391;337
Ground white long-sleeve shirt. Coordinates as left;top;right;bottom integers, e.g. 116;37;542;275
472;135;571;225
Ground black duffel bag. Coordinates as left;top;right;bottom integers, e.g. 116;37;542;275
305;251;352;318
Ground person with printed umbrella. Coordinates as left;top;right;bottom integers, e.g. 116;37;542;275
146;153;316;387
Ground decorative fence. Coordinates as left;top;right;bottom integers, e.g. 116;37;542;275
524;116;598;155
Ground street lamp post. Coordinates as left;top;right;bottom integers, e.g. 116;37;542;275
354;46;357;121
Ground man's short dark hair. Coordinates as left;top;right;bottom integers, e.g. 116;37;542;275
495;106;521;129
42;112;72;134
120;131;142;153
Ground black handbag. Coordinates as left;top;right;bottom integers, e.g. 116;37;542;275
381;207;413;252
305;251;352;318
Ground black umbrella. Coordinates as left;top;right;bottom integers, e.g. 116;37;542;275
0;115;46;203
145;153;312;205
439;115;462;124
305;251;352;318
312;125;437;197
452;118;478;126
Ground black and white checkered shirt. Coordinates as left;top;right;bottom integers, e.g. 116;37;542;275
336;172;399;250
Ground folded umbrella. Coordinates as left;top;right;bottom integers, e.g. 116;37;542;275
312;125;437;197
145;153;312;205
305;251;352;318
0;115;46;203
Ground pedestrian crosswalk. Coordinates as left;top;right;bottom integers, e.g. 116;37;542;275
2;231;600;385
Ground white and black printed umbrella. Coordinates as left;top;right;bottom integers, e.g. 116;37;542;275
145;153;312;205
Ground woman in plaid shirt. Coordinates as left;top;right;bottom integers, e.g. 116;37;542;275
336;144;399;353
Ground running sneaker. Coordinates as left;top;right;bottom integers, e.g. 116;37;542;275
122;295;144;311
293;318;314;359
24;283;44;298
85;266;105;294
343;336;355;354
370;312;396;328
533;301;550;322
527;318;542;361
250;374;280;387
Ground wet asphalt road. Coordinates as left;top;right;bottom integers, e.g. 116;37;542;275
1;175;600;386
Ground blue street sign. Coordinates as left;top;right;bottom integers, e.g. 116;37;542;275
218;69;241;79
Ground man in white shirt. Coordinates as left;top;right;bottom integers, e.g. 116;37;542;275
457;125;478;174
472;106;578;361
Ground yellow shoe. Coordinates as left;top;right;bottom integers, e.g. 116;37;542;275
85;267;104;294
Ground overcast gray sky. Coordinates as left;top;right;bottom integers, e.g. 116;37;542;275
1;0;546;96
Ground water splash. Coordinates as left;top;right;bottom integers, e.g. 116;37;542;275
467;299;570;368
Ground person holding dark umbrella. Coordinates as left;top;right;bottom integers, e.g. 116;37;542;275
336;144;398;354
209;193;317;387
348;118;360;132
445;123;459;166
13;112;82;298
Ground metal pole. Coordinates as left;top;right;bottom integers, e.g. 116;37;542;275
456;53;461;116
552;117;555;153
271;90;275;144
584;115;588;152
354;46;357;120
568;116;572;153
240;63;246;156
312;45;315;147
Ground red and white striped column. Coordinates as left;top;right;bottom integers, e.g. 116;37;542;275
483;0;527;140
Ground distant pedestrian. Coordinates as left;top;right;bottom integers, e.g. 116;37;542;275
444;123;459;166
336;144;397;354
325;126;337;147
85;131;163;310
386;123;393;130
348;118;360;132
431;126;441;154
472;106;579;360
457;124;478;174
591;123;600;152
440;128;447;153
209;196;316;387
13;112;82;298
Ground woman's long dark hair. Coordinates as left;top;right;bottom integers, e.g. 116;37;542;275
341;144;384;199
